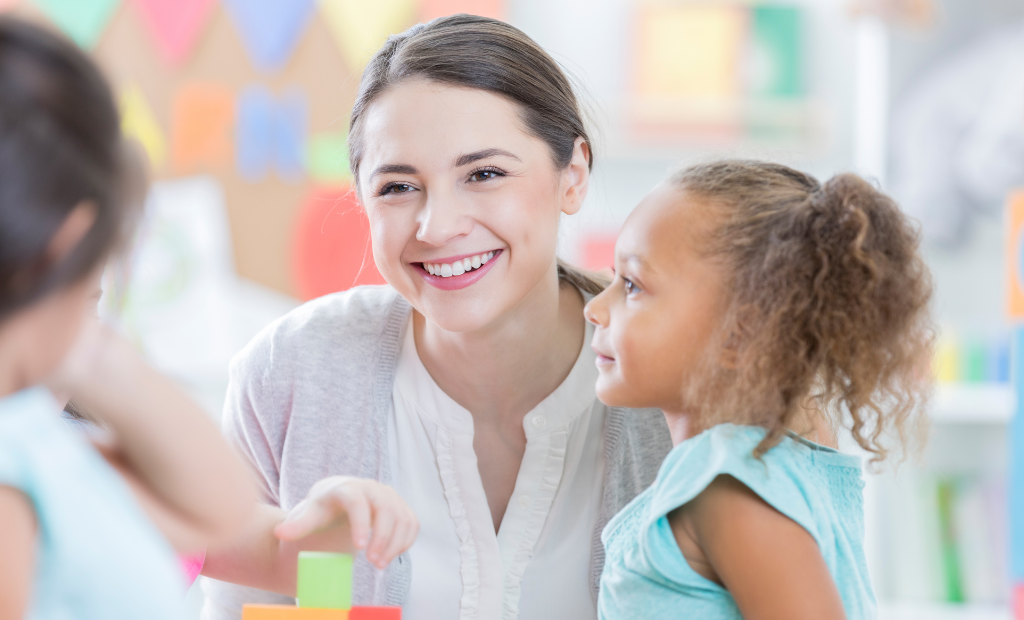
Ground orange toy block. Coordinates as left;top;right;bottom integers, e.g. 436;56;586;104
350;607;401;620
242;605;348;620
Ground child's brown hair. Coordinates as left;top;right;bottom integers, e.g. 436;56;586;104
673;160;934;462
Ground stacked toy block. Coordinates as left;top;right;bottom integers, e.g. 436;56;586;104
243;552;401;620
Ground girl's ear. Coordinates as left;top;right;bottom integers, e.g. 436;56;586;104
560;137;590;216
46;202;97;266
719;305;754;370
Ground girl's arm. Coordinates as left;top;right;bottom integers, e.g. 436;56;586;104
52;323;257;547
0;486;36;620
203;476;418;595
669;475;847;620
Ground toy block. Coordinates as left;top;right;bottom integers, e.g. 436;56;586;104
297;551;353;609
242;604;348;620
350;607;401;620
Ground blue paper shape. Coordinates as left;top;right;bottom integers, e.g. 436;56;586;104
1009;328;1024;580
236;85;307;182
222;0;315;71
275;89;307;181
236;86;275;180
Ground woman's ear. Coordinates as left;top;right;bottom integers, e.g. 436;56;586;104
560;137;590;216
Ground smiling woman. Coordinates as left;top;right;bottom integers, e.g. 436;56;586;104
200;15;671;620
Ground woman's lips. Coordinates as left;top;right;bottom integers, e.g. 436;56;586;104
414;249;503;291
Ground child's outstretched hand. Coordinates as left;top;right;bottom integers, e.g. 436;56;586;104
274;476;418;570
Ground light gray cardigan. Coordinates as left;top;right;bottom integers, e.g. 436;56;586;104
200;286;671;619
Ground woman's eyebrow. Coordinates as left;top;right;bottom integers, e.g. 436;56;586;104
370;163;418;179
454;148;521;167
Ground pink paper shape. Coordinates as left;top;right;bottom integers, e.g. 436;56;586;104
179;551;205;588
129;0;216;66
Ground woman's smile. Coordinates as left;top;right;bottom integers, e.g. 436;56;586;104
414;249;504;290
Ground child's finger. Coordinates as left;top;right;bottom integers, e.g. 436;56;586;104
366;500;397;568
379;513;417;566
274;499;326;541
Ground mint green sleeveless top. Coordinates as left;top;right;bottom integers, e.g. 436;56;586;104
598;423;875;620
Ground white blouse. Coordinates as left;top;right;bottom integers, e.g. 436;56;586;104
388;318;607;620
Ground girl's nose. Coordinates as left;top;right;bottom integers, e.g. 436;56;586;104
416;192;474;246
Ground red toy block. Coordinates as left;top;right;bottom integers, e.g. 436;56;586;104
242;604;348;620
349;607;401;620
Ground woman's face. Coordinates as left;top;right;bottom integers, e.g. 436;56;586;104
356;79;589;333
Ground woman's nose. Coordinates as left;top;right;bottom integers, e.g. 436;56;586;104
416;192;474;246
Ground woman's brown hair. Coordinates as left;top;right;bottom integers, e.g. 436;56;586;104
347;14;606;296
673;160;934;462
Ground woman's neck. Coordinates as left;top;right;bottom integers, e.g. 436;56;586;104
413;266;586;426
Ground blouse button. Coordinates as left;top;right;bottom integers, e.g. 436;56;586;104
517;495;532;509
531;415;547;429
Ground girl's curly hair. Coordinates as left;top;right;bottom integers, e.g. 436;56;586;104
673;160;934;462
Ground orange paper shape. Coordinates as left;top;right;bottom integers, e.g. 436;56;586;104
418;0;503;21
243;605;348;619
1006;190;1024;320
172;83;234;172
292;187;386;301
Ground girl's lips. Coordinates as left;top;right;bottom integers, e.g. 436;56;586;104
414;249;503;291
593;349;615;365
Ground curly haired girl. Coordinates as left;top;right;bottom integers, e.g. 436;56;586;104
586;160;933;619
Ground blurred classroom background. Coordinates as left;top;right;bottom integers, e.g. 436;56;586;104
1;0;1019;618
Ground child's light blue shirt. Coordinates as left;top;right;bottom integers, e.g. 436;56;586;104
0;387;186;619
598;423;875;620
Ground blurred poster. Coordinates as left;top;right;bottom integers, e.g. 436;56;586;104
890;23;1024;247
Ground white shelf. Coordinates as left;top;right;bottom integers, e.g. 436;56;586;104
879;602;1011;620
929;384;1014;424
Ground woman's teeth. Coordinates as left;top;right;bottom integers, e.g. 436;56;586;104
424;252;496;277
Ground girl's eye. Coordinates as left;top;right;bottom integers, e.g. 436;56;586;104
623;278;641;296
468;167;505;183
378;182;414;196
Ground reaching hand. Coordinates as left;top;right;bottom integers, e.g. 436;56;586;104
274;477;418;570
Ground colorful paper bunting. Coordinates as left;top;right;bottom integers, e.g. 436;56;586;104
120;85;166;170
128;0;216;66
318;0;416;70
292;187;385;301
236;85;307;181
0;1;20;12
172;83;234;172
31;0;120;48
419;0;503;21
222;0;315;71
307;132;351;185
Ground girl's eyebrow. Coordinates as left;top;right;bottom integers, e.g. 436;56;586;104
454;148;521;167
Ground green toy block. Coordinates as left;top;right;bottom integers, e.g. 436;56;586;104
297;551;353;609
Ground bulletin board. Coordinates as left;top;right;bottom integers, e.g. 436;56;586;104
2;0;504;299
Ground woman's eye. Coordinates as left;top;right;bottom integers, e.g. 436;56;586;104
468;168;504;183
378;182;414;196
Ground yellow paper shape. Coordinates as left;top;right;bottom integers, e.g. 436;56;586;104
120;85;166;170
934;334;959;383
318;0;416;70
635;5;745;100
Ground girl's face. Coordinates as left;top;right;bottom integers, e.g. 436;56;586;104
357;79;589;333
584;185;729;412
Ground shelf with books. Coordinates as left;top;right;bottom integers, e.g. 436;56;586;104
930;384;1014;424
